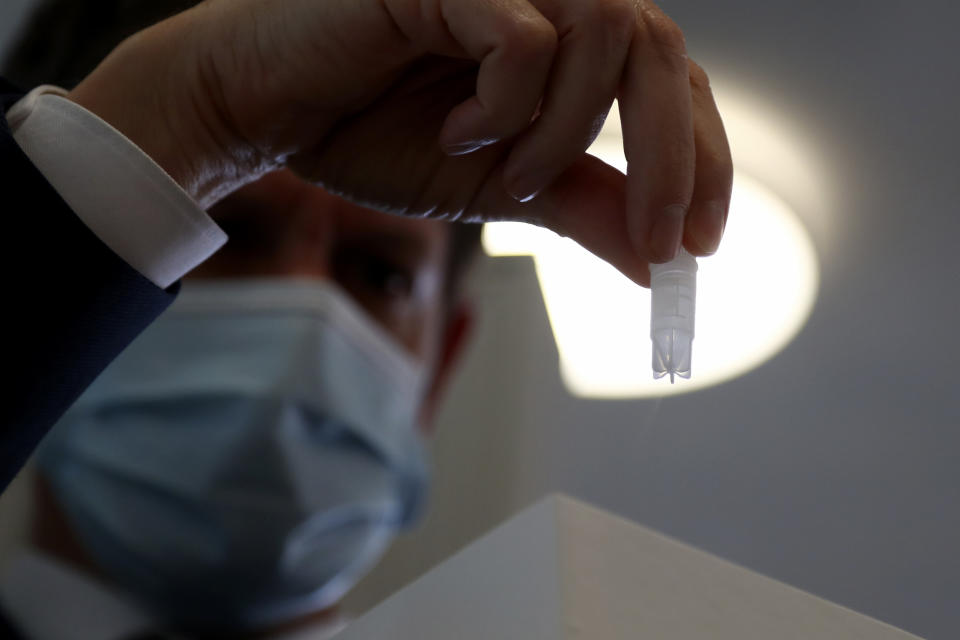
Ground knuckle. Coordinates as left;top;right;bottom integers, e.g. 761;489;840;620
641;9;687;58
704;151;734;199
687;59;711;90
710;151;734;187
591;0;639;41
502;14;558;60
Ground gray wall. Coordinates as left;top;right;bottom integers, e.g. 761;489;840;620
2;1;958;639
349;3;960;638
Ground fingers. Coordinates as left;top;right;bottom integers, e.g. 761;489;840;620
682;59;733;256
470;152;652;287
619;3;696;264
437;0;558;154
500;0;636;202
409;0;729;282
537;154;652;286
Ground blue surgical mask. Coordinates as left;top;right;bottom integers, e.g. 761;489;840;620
37;279;430;630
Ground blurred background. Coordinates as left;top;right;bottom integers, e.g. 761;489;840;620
1;1;958;638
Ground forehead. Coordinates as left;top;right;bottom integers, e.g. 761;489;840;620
224;170;451;258
203;170;455;360
332;195;450;260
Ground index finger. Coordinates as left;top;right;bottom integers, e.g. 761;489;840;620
437;0;558;154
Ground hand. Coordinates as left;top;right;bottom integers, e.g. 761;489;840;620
68;0;732;286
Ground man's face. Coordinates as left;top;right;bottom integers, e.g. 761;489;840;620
27;175;471;622
193;169;455;371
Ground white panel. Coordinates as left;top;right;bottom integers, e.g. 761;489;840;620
336;498;564;639
337;496;922;639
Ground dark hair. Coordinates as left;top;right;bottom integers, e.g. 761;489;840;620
2;0;482;299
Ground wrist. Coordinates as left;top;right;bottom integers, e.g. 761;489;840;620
66;11;273;209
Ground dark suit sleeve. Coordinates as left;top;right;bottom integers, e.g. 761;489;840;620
0;604;26;640
1;78;179;491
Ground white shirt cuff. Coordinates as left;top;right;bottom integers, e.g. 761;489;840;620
5;85;227;289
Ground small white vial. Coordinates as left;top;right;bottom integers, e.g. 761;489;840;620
650;249;697;383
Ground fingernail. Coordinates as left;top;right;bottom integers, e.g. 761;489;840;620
506;169;550;203
443;140;488;156
648;205;687;263
693;200;727;255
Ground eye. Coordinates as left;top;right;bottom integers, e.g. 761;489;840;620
335;250;415;302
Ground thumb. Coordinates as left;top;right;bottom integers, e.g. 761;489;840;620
472;153;651;287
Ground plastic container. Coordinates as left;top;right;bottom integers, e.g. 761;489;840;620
650;249;697;382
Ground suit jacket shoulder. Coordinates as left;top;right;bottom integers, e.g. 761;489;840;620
0;77;178;491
